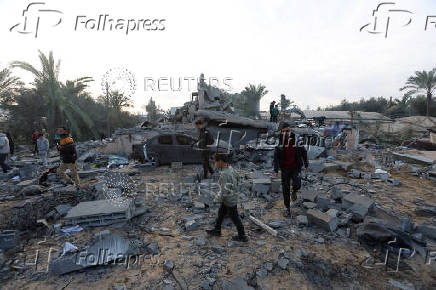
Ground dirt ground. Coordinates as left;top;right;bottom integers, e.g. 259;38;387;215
1;164;435;290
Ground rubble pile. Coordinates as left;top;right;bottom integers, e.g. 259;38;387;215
0;118;435;289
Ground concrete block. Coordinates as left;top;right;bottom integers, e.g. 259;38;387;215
303;202;317;209
296;215;308;227
307;209;338;232
301;190;318;202
342;193;375;211
316;195;331;211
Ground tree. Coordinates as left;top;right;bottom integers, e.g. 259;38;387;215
0;67;22;102
11;50;97;139
400;69;436;117
241;84;268;118
145;97;158;122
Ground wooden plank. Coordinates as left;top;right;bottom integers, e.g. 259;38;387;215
248;215;278;236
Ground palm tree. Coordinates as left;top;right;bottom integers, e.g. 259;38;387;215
400;69;436;117
241;84;269;118
11;50;96;138
0;67;23;102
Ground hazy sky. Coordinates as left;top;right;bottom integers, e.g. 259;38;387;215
2;0;436;113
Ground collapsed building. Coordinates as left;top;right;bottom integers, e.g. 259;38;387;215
0;76;435;289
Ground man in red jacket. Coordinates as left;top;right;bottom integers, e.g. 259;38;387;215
273;123;309;217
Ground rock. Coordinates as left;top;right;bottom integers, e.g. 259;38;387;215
146;242;160;255
222;277;254;290
200;280;212;290
277;257;289;270
303;202;317;209
350;204;368;222
271;179;281;192
316;195;331;211
350;169;362;179
417;223;436;240
211;245;226;255
301;190;318;202
195;236;206;246
0;230;19;250
163;260;174;272
329;186;343;200
326;209;339;218
401;218;414;233
306;209;338;232
415;205;436;217
265;262;273;271
252;182;270;196
387;178;400;186
342;193;375;211
19;185;42;196
315;237;325;243
256;268;268;279
185;219;199;231
357;221;395;246
296;215;308;227
268;220;285;229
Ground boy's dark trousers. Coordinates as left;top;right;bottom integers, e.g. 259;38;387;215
201;151;214;178
0;154;10;173
214;203;245;237
281;168;301;209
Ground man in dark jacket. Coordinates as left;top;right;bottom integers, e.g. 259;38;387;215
56;126;81;188
195;119;214;179
269;101;276;122
273;123;308;217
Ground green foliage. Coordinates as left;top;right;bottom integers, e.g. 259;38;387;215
400;69;436;117
232;84;268;118
2;51;139;142
145;97;158;122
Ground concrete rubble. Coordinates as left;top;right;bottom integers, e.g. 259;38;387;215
0;106;436;288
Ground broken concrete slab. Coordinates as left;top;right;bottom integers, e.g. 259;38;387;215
349;204;368;222
301;190;318;202
342;193;375;211
303;202;317;209
316;195;331;211
296;215;308;227
19;185;42;196
0;230;19;250
64;199;135;227
49;234;139;275
415;205;436;217
417;223;436;240
306;209;338;232
221;277;254;290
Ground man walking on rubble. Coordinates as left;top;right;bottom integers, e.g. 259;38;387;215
37;133;49;167
273;123;309;217
269;101;276;122
195;119;215;179
56;126;81;188
0;132;11;173
206;152;248;242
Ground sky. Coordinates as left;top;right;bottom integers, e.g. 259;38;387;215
1;0;436;113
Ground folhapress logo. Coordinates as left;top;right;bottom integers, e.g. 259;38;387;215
10;2;63;38
10;2;166;38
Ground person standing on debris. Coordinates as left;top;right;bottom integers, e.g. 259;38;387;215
56;126;81;188
269;101;276;122
272;105;280;123
273;123;309;217
195;119;215;179
32;130;39;155
6;132;14;156
37;133;49;167
206;152;248;242
0;132;11;173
